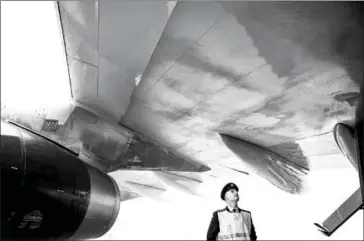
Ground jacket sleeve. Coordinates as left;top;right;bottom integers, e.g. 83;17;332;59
250;215;257;241
207;211;220;240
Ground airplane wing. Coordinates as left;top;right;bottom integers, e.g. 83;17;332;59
2;2;362;202
120;2;362;194
57;1;177;122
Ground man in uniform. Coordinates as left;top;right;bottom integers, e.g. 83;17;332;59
207;183;257;240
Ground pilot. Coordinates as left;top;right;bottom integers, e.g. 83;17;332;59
207;183;257;240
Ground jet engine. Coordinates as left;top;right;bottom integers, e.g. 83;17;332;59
0;121;120;240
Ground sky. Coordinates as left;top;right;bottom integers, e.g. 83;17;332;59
1;1;363;240
1;1;71;113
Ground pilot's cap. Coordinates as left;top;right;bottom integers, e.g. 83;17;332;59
220;182;239;200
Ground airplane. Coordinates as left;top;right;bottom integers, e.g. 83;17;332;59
1;1;363;240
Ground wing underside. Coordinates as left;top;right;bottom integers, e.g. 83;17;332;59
1;2;363;202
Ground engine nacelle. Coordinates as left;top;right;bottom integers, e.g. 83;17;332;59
0;121;120;240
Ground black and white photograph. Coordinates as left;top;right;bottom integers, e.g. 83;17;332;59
1;1;363;240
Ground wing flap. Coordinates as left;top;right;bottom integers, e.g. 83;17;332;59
314;188;362;236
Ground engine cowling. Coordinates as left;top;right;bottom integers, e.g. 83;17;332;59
0;121;120;240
